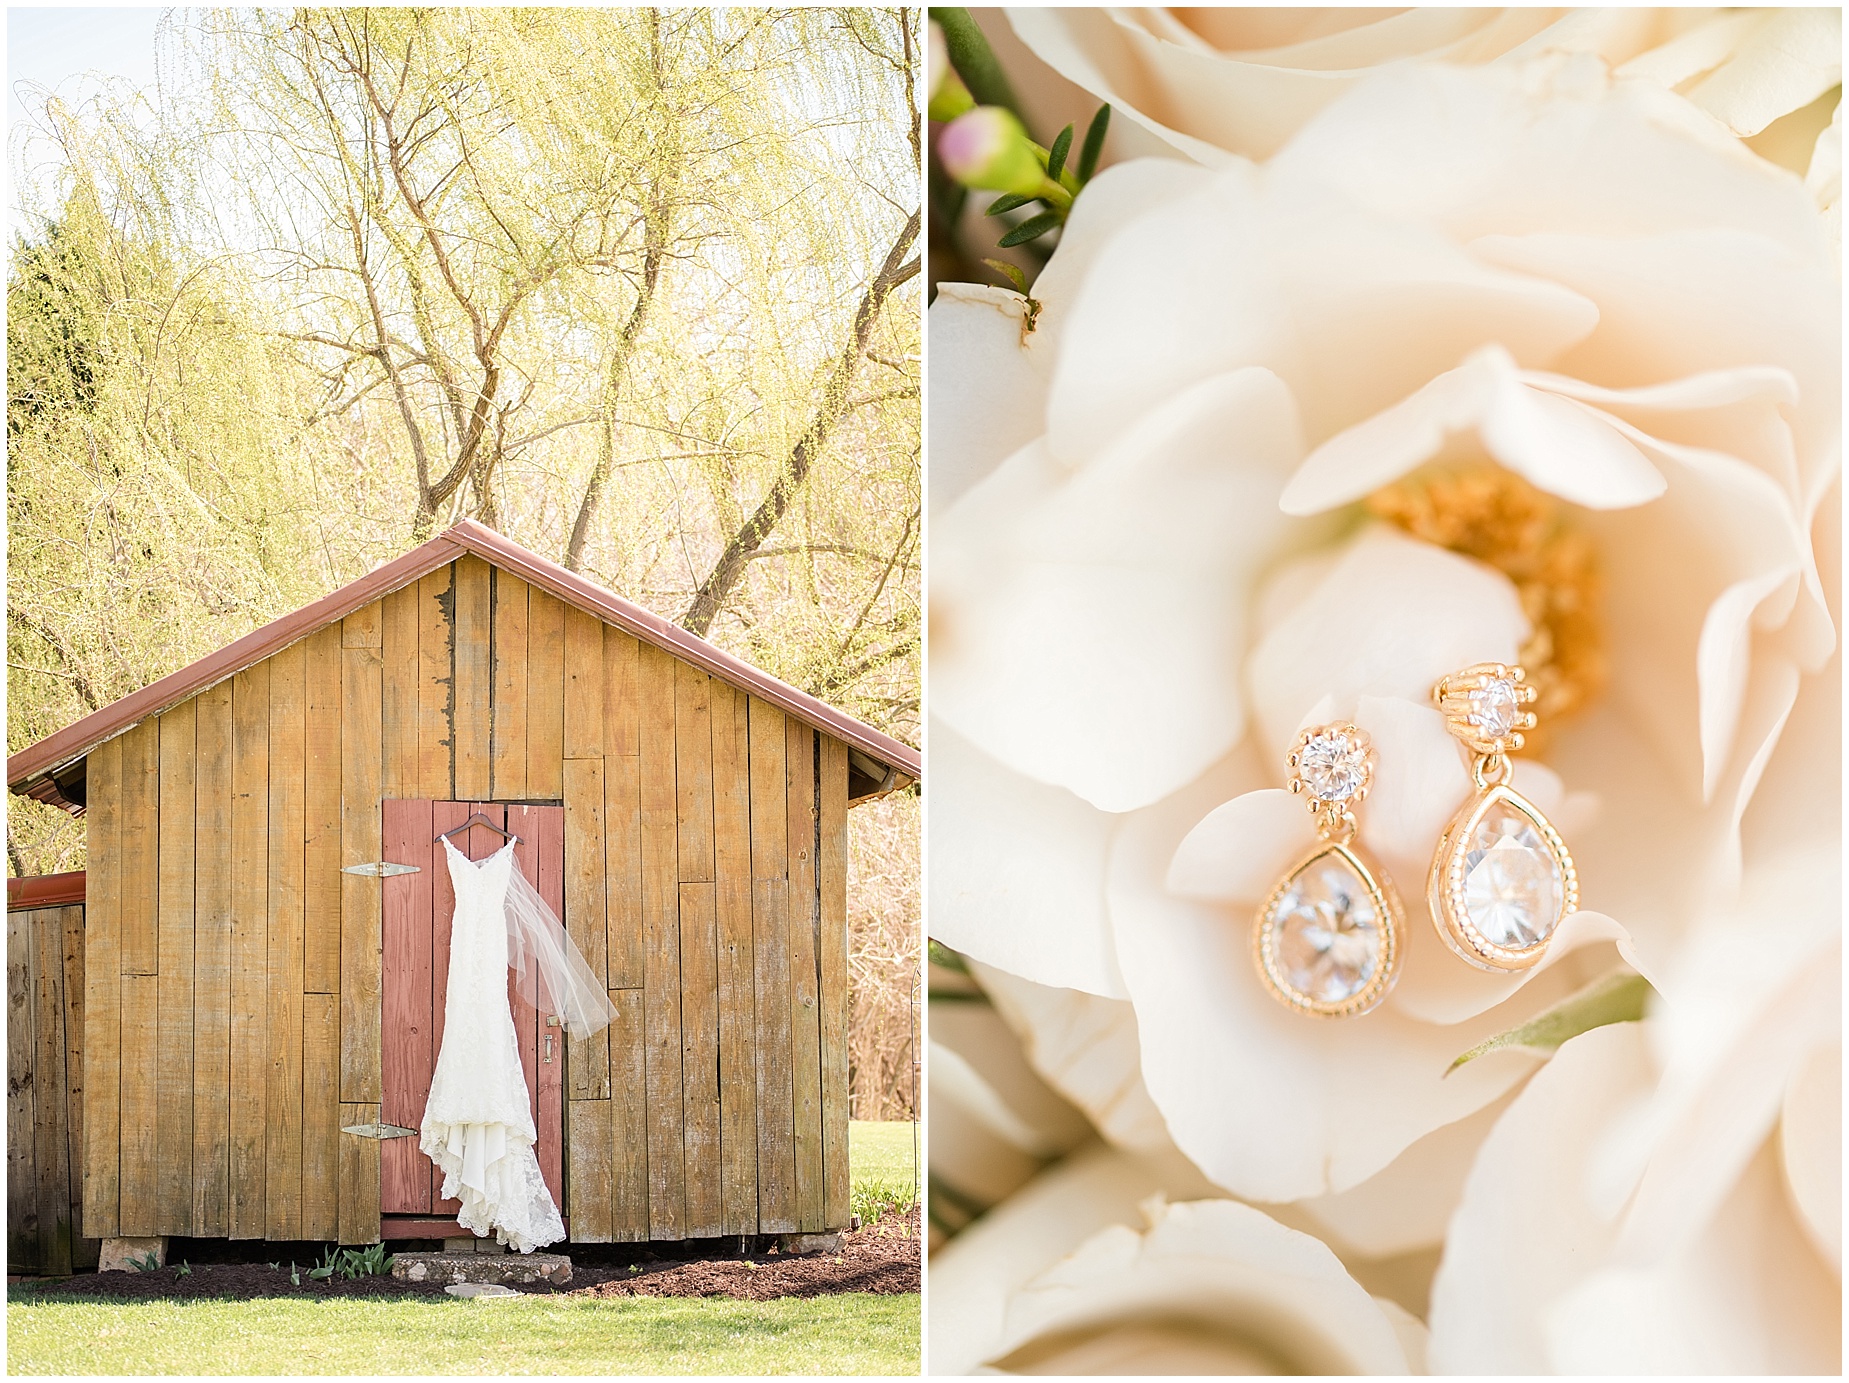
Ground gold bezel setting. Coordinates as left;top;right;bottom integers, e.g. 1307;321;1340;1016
1254;838;1405;1017
1427;781;1580;972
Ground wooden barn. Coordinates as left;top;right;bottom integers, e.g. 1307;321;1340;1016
6;519;918;1254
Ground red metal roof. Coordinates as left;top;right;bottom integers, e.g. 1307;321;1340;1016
7;872;85;911
9;520;919;811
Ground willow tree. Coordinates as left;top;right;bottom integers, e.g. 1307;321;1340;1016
8;6;920;877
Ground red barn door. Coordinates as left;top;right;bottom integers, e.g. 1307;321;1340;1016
379;801;566;1232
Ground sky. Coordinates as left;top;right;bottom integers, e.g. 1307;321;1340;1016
8;5;165;229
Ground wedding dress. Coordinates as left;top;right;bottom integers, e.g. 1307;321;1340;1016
420;836;612;1253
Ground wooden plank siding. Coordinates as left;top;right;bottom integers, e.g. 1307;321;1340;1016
817;735;852;1228
7;904;99;1274
82;737;122;1238
748;696;796;1234
70;561;865;1249
637;642;683;1240
787;722;824;1232
192;684;234;1236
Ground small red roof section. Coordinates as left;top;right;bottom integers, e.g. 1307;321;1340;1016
8;872;86;911
9;519;919;811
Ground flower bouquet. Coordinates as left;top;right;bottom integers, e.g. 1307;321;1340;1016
926;8;1840;1374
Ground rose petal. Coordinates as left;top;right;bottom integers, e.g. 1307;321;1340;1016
1166;788;1315;904
1683;8;1844;137
1545;1140;1842;1374
973;961;1178;1154
926;1143;1222;1377
931;1001;1095;1160
925;719;1125;998
1047;168;1602;467
926;284;1051;515
1276;61;1827;256
1245;527;1529;768
995;1199;1421;1375
1427;1022;1646;1374
934;367;1318;812
1290;1087;1519;1259
1282;346;1668;515
1475;229;1838;507
1351;694;1473;866
1780;1042;1842;1274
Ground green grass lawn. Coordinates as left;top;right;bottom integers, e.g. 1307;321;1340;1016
6;1293;919;1375
8;1121;922;1375
850;1119;920;1193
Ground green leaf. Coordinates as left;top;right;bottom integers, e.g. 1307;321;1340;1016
979;258;1029;295
1447;967;1652;1076
998;210;1062;248
927;939;969;973
929;8;1022;118
1045;123;1074;182
983;192;1036;217
1078;104;1111;183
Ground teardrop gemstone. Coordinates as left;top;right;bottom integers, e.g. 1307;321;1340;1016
1431;785;1578;969
1463;801;1563;948
1257;845;1401;1015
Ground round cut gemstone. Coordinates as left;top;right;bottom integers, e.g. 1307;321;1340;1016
1296;731;1369;803
1468;677;1521;738
1463;803;1563;948
1270;854;1380;1003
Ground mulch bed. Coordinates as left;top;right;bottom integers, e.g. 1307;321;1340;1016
9;1210;919;1304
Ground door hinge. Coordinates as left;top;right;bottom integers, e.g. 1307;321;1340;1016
341;861;421;877
341;1121;419;1140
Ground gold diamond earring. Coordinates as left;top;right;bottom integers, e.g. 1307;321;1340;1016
1254;723;1405;1018
1428;664;1579;971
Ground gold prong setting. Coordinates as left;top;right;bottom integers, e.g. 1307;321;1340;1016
1433;662;1538;757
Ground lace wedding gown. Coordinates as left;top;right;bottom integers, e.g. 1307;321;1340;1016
420;837;565;1253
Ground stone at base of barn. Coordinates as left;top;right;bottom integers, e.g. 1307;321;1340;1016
392;1251;571;1286
777;1232;843;1255
443;1237;506;1255
98;1237;167;1272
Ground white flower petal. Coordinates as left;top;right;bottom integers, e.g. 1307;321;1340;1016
1290;1087;1518;1259
1351;694;1472;866
1245;527;1530;767
1475;229;1838;507
995;1199;1421;1375
926;284;1051;516
926;1143;1221;1377
925;719;1125;998
1282;347;1668;515
973;961;1179;1155
1047;168;1601;466
931;1000;1095;1160
1166;788;1314;904
1427;1021;1646;1374
1780;1042;1842;1274
1546;1140;1842;1374
935;367;1316;812
1684;8;1844;137
1277;61;1828;256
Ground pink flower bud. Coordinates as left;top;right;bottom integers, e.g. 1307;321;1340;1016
937;108;1043;196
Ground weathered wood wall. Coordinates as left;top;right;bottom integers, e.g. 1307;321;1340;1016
8;901;99;1274
80;556;853;1244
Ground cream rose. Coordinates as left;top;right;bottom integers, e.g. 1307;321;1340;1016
1429;560;1840;1372
1007;7;1842;169
929;1146;1425;1375
929;50;1837;1226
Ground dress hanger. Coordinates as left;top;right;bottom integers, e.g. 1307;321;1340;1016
435;812;522;848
